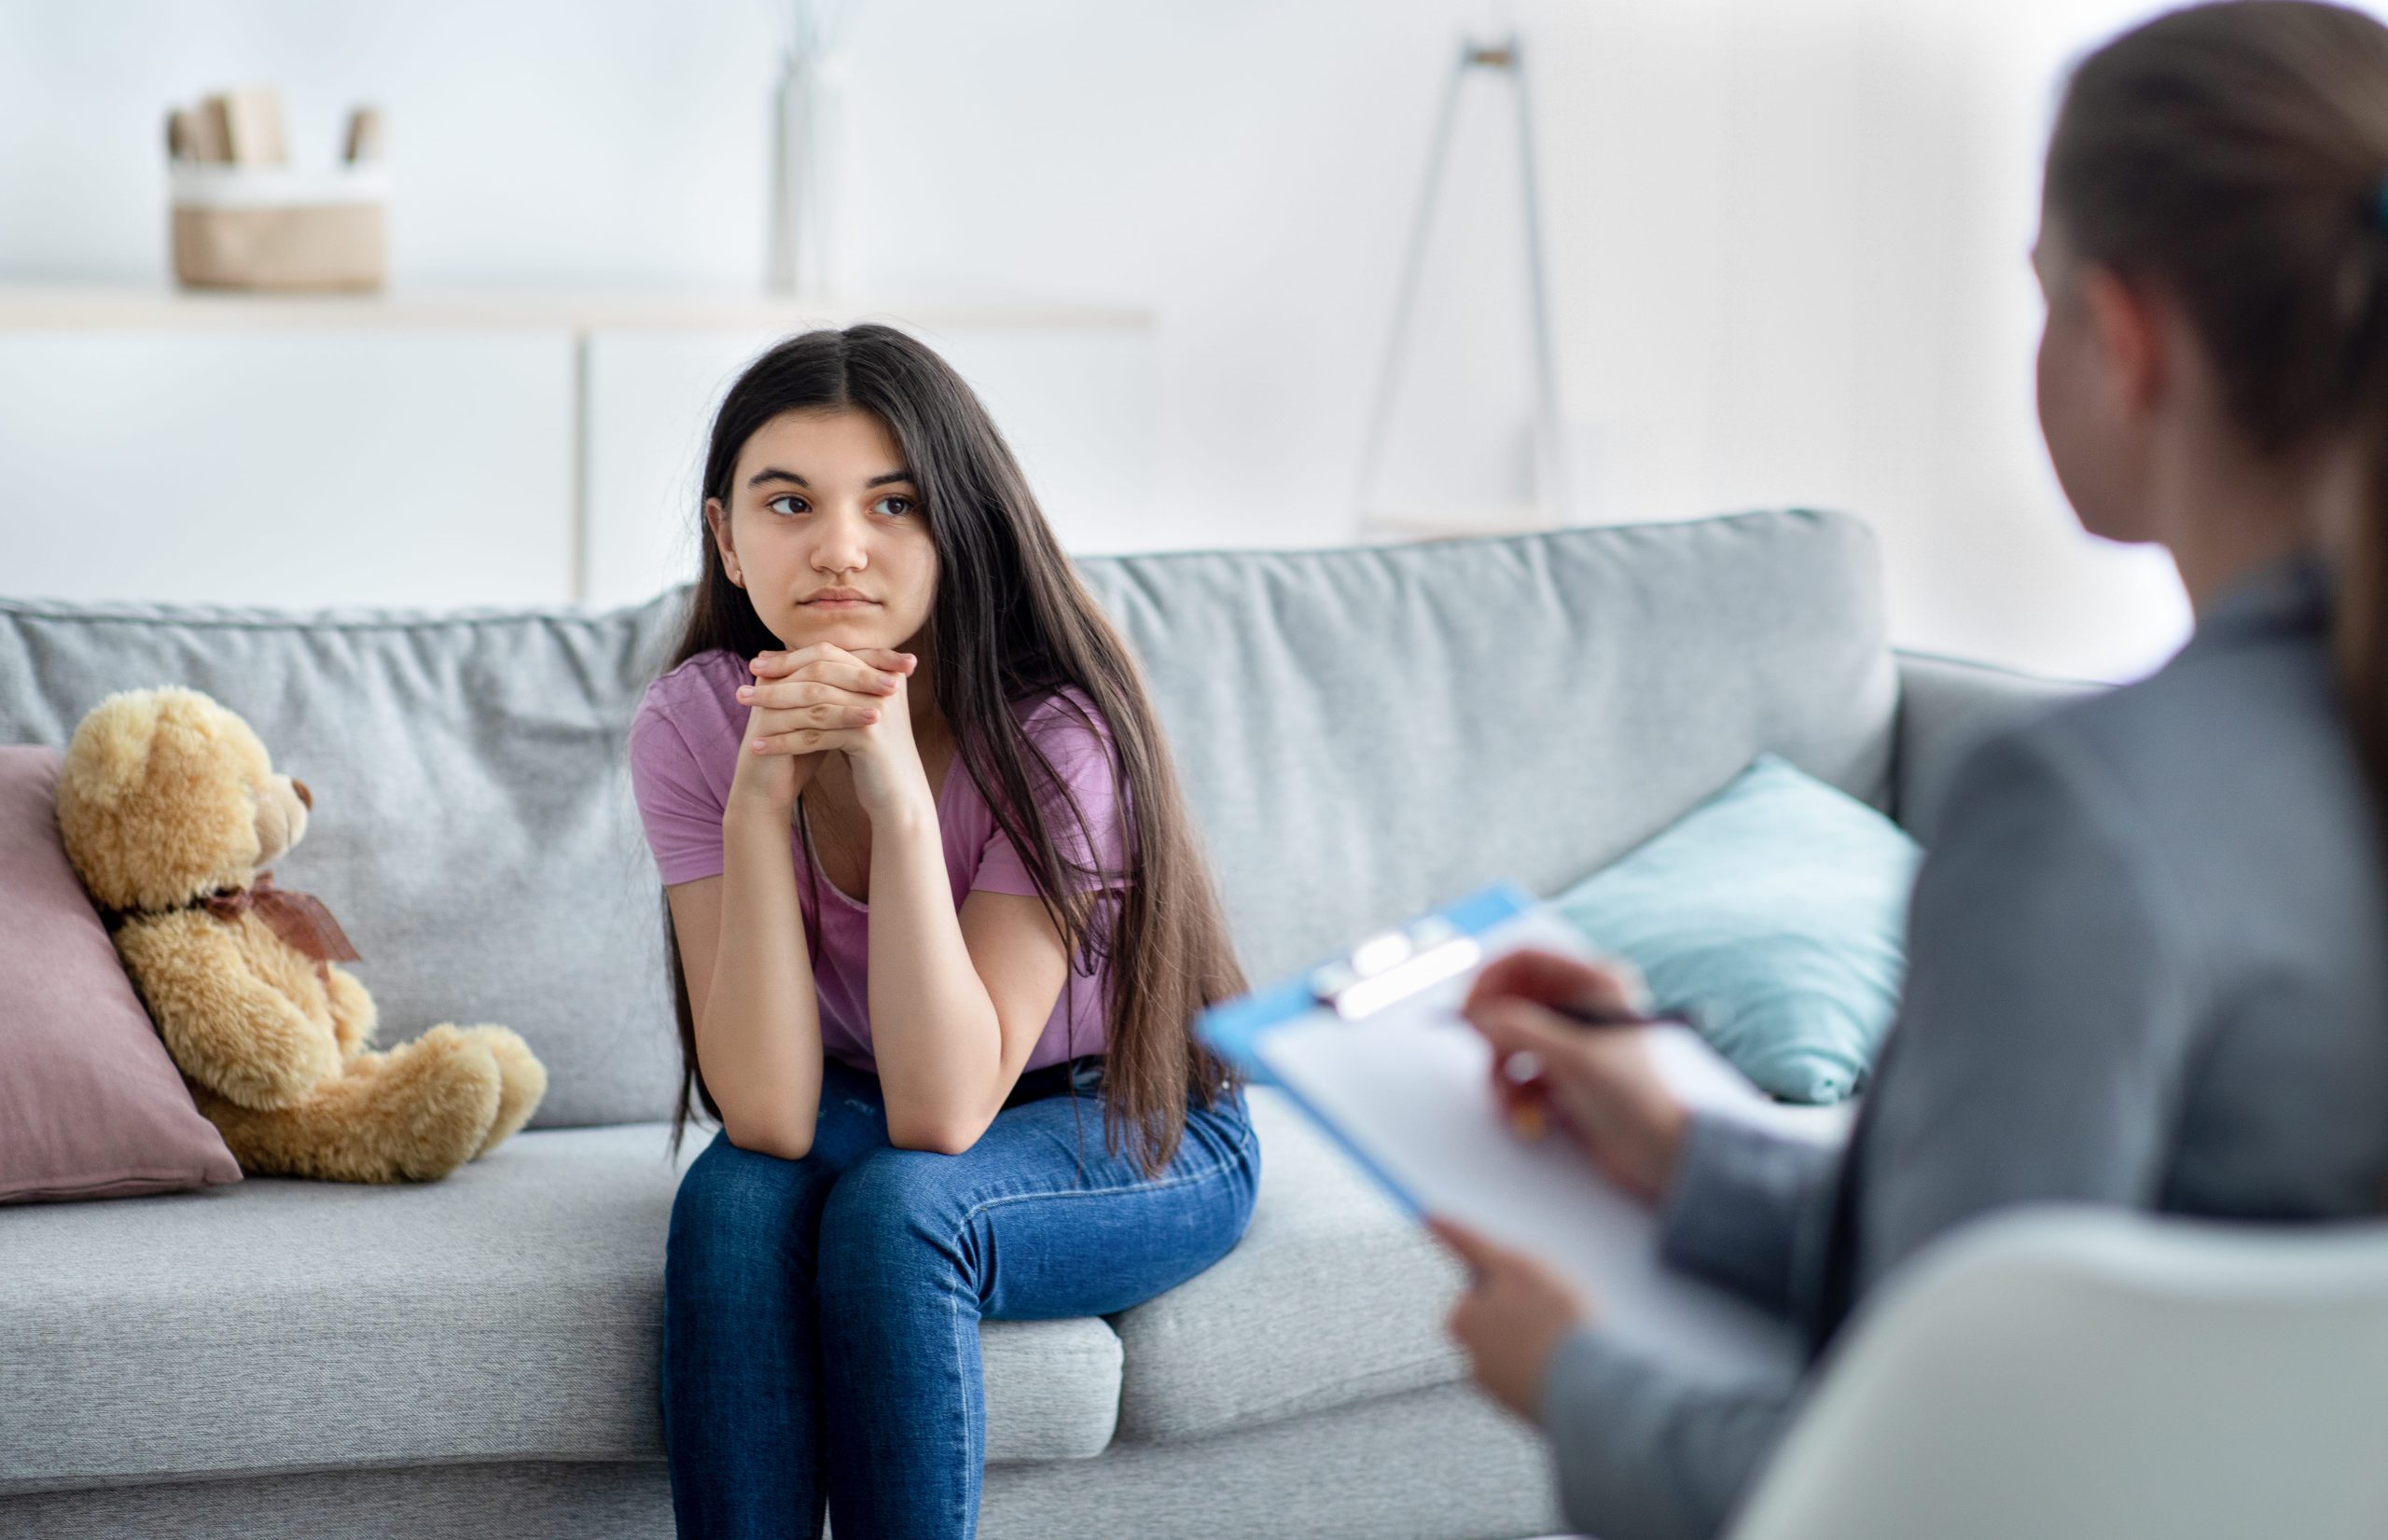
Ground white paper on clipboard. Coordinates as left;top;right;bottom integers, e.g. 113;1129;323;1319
1254;904;1850;1381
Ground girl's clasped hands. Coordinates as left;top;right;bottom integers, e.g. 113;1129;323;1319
727;643;923;818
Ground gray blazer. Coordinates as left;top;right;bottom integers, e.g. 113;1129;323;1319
1538;550;2388;1540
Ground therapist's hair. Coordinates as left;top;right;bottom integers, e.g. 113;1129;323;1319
652;325;1244;1176
2047;0;2388;807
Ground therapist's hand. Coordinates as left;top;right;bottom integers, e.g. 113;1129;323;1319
1465;948;1691;1204
1427;1214;1593;1423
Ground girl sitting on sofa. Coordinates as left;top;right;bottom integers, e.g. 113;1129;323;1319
626;324;1259;1540
1431;3;2388;1537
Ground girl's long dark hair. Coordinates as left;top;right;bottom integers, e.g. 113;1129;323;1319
2047;0;2388;806
655;324;1243;1175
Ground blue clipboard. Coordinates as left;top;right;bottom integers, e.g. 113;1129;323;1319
1196;880;1814;1378
1198;881;1540;1220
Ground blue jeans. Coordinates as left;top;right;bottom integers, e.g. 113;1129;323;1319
659;1056;1261;1540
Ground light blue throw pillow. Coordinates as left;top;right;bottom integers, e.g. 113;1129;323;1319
1548;754;1921;1103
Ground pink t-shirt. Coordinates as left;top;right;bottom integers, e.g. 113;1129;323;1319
626;648;1129;1075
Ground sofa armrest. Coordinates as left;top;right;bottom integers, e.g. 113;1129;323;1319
1892;650;2104;844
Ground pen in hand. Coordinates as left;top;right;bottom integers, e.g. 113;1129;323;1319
1494;998;1695;1142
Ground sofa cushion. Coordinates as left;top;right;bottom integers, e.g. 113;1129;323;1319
1076;507;1899;983
0;598;690;1128
1;507;1896;1126
0;1090;1479;1489
1108;1086;1469;1444
0;1124;1123;1495
0;745;243;1203
1550;752;1923;1103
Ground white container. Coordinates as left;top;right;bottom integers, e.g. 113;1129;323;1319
169;164;389;292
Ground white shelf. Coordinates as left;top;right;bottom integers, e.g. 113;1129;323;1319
0;283;1151;335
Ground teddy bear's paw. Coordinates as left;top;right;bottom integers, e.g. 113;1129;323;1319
448;1024;548;1158
196;1016;345;1114
119;911;345;1111
349;1027;505;1182
189;1038;491;1186
323;964;381;1057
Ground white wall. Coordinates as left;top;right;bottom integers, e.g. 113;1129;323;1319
4;0;2342;679
1521;0;2208;682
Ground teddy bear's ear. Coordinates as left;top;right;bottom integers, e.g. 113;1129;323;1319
132;687;272;809
58;687;266;913
62;688;170;808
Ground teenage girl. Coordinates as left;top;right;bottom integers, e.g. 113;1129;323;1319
1429;5;2388;1537
626;325;1259;1540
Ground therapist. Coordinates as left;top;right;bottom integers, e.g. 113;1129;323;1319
1427;5;2388;1537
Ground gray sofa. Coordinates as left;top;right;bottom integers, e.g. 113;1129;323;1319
0;508;2090;1540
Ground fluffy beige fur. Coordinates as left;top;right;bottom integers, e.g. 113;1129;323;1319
54;686;545;1182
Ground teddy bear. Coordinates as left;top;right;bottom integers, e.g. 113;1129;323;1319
53;685;546;1183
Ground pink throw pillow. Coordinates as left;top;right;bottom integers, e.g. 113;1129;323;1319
0;744;241;1202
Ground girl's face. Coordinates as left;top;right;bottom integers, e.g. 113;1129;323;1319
706;406;938;658
2033;214;2159;545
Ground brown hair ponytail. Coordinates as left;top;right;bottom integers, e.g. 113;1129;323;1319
2046;0;2388;806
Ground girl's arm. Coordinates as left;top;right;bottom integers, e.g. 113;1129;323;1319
673;800;828;1158
866;801;1071;1152
677;643;909;1158
755;656;1099;1154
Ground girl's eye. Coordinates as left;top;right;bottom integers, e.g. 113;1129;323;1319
766;494;809;517
873;494;915;519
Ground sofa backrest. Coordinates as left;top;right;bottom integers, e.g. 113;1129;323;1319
0;507;1896;1129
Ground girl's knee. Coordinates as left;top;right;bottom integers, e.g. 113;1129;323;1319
815;1147;975;1290
667;1131;832;1284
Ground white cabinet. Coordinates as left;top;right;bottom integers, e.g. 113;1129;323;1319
0;286;1154;612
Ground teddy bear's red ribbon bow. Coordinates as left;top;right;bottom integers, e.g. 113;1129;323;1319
200;868;362;964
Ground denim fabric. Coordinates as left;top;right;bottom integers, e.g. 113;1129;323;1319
659;1057;1260;1540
